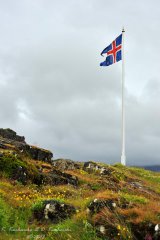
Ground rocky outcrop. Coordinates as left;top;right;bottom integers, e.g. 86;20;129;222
33;200;76;223
0;128;25;143
43;169;79;186
0;130;80;186
27;145;53;163
87;197;134;216
83;161;111;175
52;159;81;171
83;161;100;171
87;198;117;214
0;151;78;186
0;128;53;163
0;152;43;185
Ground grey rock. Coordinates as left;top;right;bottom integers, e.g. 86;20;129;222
12;165;28;184
52;159;81;171
0;128;25;143
27;145;53;163
43;169;79;186
33;200;76;223
83;161;111;176
88;199;118;214
83;161;100;171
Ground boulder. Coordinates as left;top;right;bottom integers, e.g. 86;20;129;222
12;165;28;184
27;145;53;163
83;161;101;172
83;161;111;175
87;199;117;214
99;167;111;175
43;169;79;186
33;200;76;223
52;159;81;171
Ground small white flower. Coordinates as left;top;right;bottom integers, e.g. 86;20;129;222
45;204;50;210
112;202;116;208
94;198;98;202
155;224;159;231
99;225;106;234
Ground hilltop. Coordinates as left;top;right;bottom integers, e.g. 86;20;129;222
0;129;160;240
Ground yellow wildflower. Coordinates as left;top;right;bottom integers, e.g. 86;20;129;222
117;225;121;230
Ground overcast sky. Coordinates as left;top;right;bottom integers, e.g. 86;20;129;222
0;0;160;165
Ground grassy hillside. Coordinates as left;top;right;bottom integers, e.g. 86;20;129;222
0;136;160;239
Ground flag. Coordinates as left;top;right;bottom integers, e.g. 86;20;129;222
100;34;122;66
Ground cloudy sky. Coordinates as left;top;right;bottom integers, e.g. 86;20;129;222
0;0;160;165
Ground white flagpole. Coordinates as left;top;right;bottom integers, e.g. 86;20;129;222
121;27;126;165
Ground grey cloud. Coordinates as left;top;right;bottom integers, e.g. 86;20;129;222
0;0;159;165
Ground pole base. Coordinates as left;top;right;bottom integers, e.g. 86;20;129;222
121;155;126;165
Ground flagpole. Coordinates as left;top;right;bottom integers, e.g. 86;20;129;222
121;27;126;165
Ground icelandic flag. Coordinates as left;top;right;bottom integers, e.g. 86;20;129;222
100;34;122;66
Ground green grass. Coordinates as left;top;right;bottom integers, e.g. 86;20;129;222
0;196;32;238
32;200;44;212
45;218;103;240
0;154;27;178
120;192;148;204
128;167;160;183
0;197;10;230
